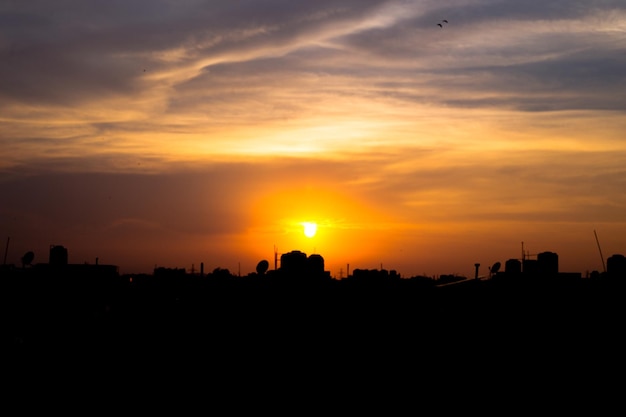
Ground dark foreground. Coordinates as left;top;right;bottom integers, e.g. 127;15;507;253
2;271;625;404
3;272;624;349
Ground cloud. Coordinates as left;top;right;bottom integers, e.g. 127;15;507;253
2;1;623;117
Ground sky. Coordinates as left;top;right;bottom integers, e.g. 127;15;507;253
1;0;626;278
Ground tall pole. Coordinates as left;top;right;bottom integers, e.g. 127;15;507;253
594;230;606;273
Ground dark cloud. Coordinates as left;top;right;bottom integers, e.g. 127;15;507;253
2;0;623;109
0;156;366;231
428;0;626;23
428;50;626;112
0;1;388;107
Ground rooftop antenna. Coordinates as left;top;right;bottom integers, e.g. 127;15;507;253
594;229;606;273
521;241;537;261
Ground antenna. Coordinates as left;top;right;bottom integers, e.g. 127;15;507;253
594;229;606;273
521;241;537;260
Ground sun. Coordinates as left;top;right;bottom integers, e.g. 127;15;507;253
302;222;317;238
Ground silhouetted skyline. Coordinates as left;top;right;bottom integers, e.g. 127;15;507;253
4;242;626;281
3;238;625;401
3;241;625;353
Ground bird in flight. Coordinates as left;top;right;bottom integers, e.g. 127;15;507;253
442;19;448;23
437;23;442;27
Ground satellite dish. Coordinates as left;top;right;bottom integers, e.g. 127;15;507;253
256;259;269;275
21;251;35;267
491;262;501;274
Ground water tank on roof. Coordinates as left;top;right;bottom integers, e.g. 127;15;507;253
280;250;307;274
537;251;558;275
607;254;626;276
49;245;68;266
505;258;521;274
307;254;325;274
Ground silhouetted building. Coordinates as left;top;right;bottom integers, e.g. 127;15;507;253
505;258;522;274
307;254;325;275
154;266;187;279
607;254;626;276
537;251;558;275
278;250;330;281
280;250;308;275
350;268;400;283
523;259;538;275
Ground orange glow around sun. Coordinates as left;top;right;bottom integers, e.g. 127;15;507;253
244;183;397;276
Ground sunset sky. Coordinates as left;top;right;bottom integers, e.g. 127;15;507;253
2;0;626;278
